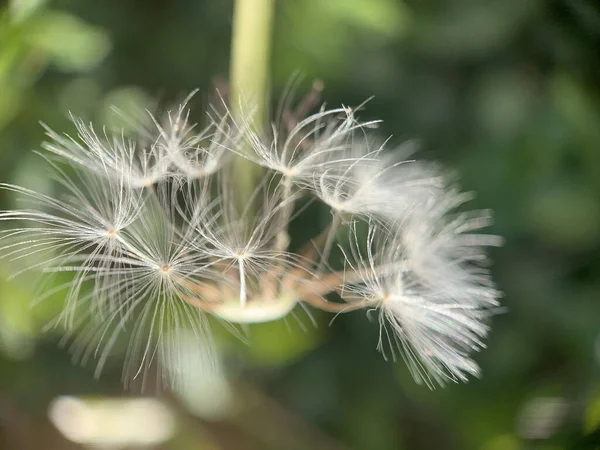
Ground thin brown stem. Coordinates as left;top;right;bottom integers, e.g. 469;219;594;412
279;214;341;291
178;292;219;312
282;79;325;136
295;218;334;264
316;211;342;274
277;176;295;246
296;262;402;299
299;292;372;313
294;80;325;121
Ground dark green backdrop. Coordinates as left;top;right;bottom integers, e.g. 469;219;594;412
1;0;600;449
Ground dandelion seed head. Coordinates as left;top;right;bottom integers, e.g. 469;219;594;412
0;88;501;390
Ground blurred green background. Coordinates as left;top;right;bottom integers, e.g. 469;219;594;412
1;0;600;449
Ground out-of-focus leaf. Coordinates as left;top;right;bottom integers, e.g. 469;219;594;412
26;11;111;72
245;314;323;366
9;0;48;22
481;434;520;450
275;0;410;79
413;0;538;58
551;74;600;171
584;389;600;434
320;0;410;37
0;265;36;359
101;86;155;132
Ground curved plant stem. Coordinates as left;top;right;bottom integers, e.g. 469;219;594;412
281;175;294;218
316;210;342;274
299;293;372;313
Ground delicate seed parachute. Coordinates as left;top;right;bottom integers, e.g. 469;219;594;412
0;90;502;389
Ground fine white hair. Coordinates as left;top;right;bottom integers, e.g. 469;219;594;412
0;90;502;389
340;200;501;387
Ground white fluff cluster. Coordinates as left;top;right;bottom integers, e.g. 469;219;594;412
42;91;233;188
341;198;501;387
0;91;501;388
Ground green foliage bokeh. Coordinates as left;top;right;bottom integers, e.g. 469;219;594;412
1;0;600;449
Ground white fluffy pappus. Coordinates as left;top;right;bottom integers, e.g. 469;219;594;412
0;90;502;389
183;177;302;312
305;137;445;221
339;207;500;387
400;189;504;303
239;105;374;181
61;197;219;390
1;164;219;390
0;160;146;324
42;92;234;188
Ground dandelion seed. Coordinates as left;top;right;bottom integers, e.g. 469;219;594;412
43;93;234;188
131;91;235;181
184;176;304;318
240;105;370;181
306;136;444;222
340;220;497;387
57;186;218;390
0;162;145;325
43;117;171;189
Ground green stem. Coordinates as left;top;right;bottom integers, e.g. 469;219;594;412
230;0;275;125
229;0;275;208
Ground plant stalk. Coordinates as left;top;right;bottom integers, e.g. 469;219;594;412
229;0;275;208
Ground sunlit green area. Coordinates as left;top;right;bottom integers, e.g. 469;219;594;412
1;0;600;448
